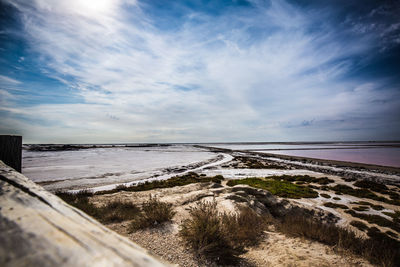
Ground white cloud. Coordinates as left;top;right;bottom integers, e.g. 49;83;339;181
3;0;398;142
0;74;21;85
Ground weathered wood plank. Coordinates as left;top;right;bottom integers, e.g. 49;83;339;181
0;161;170;267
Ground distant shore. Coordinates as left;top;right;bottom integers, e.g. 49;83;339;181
197;145;400;173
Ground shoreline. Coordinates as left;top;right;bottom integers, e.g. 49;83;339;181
24;145;400;193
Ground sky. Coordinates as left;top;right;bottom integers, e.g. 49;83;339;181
0;0;399;144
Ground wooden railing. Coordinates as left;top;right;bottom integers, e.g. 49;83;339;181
0;161;169;267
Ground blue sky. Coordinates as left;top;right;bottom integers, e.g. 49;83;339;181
0;0;399;143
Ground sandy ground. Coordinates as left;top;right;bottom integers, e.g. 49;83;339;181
92;183;374;267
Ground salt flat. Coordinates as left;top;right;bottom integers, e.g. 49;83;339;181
22;145;218;190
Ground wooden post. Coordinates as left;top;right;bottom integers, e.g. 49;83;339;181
0;135;22;172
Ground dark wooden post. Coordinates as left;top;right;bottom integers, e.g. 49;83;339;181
0;135;22;172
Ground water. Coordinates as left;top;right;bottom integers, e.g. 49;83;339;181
262;148;400;168
22;145;218;190
207;142;400;168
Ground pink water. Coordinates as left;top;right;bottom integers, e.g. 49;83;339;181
260;148;400;168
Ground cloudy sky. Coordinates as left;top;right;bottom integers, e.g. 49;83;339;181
0;0;399;143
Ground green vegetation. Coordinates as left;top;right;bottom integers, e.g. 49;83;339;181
234;157;286;169
227;177;319;198
329;184;400;206
179;201;267;264
350;220;369;232
97;172;225;195
268;175;334;185
353;180;400;202
323;202;349;209
352;201;384;211
354;180;389;194
345;210;400;233
343;177;357;182
130;197;175;231
320;193;331;199
331;184;377;198
315;177;335;185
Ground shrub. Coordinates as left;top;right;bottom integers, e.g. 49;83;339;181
329;184;400;205
234;157;286;169
389;191;400;200
350;220;369;232
179;201;267;264
277;210;361;249
315;177;335;185
386;231;398;238
330;184;377;199
103;173;224;195
179;201;240;263
56;189;93;202
115;184;128;190
353;206;369;212
352;201;384;211
383;211;400;224
269;175;333;184
56;191;140;223
101;201;140;223
320;193;331;199
367;226;381;237
56;190;99;217
130;197;175;231
323;202;349;209
276;210;400;267
333;197;341;200
345;210;400;232
353;180;389;194
223;206;268;247
371;204;385;211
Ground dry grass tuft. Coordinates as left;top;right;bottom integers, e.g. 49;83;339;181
130;197;175;231
179;201;268;264
101;201;140;223
276;210;400;267
56;191;140;223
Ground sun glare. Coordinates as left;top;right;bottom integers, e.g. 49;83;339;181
70;0;116;17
